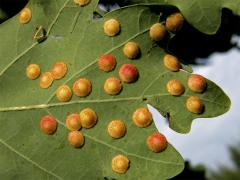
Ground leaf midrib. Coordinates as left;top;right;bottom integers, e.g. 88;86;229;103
0;92;229;112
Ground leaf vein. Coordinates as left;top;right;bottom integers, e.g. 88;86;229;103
0;139;63;180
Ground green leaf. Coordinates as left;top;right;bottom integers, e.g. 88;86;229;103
0;0;230;179
117;0;240;34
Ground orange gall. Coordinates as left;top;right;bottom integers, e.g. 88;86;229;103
51;61;68;80
26;64;41;80
107;120;126;139
19;7;31;24
123;41;140;59
68;131;84;148
166;79;185;96
39;72;54;89
166;12;184;32
79;108;97;128
66;113;81;131
104;19;121;37
98;54;117;72
149;23;167;41
56;85;72;102
147;132;168;153
73;78;92;97
188;74;207;93
112;155;129;174
132;107;152;128
119;64;139;83
186;96;204;114
163;54;181;72
104;77;122;95
74;0;90;6
40;115;57;135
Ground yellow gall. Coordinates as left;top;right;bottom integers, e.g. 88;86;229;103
149;23;167;41
19;7;31;24
73;78;92;97
104;77;122;95
79;108;97;128
40;115;57;135
26;64;41;80
163;54;181;72
66;113;81;131
56;85;72;102
98;54;117;72
147;132;168;153
123;41;140;59
73;0;90;6
186;96;204;114
107;120;126;139
104;19;121;37
39;72;54;89
166;79;185;96
51;62;68;80
188;74;207;93
132;107;152;128
166;13;184;32
112;155;129;174
68;131;84;148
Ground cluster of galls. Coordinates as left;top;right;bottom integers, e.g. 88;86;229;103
22;3;197;176
147;12;206;114
26;61;68;89
40;108;97;148
110;107;168;174
39;107;168;174
164;54;207;114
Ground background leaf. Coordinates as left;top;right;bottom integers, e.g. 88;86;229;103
117;0;240;34
0;0;230;179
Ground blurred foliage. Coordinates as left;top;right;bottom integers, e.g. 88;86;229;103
170;161;206;180
210;145;240;180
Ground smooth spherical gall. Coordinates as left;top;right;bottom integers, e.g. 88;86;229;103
79;108;97;128
163;54;181;72
73;0;90;6
51;61;68;80
149;23;167;41
123;41;140;59
186;96;204;114
66;113;81;131
56;85;72;102
112;155;129;174
132;107;152;128
26;64;41;80
119;64;139;83
73;78;92;97
188;74;207;93
68;131;84;148
19;7;31;24
39;72;54;89
166;12;184;32
98;54;117;72
147;132;168;153
166;79;185;96
104;77;122;95
40;115;57;135
107;120;126;139
104;19;121;37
